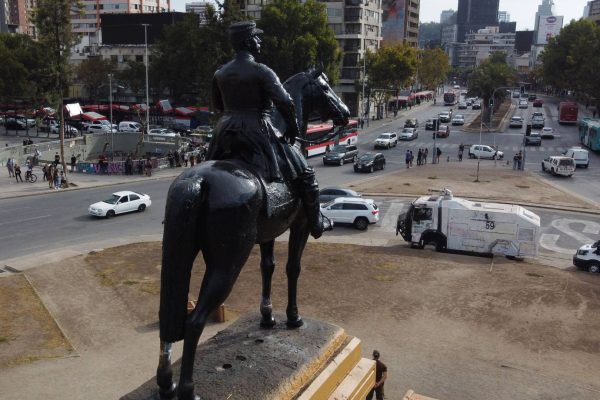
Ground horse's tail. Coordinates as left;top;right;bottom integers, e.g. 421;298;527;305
159;175;205;343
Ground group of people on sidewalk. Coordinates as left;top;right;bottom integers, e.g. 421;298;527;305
404;147;443;168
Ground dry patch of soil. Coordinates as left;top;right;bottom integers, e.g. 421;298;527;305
0;275;73;367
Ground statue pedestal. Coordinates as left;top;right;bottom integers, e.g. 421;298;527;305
122;313;374;400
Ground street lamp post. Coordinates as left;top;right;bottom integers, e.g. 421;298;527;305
142;23;150;134
108;73;114;160
361;50;366;127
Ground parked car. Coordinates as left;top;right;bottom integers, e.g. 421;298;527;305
509;116;524;128
318;187;362;204
540;127;558;138
398;127;418;141
50;124;79;137
438;111;451;123
4;116;35;130
531;116;545;128
322;144;359;166
518;100;528;109
471;102;481;110
87;124;112;134
533;99;544;107
119;121;142;132
88;191;152;218
436;124;450;138
541;156;575;177
404;118;419;128
148;128;179;137
320;197;379;230
457;102;467;109
374;132;398;148
525;131;542;146
451;114;465;125
84;120;117;132
468;144;504;159
354;152;386;173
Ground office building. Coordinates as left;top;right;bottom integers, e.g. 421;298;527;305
440;9;454;24
457;26;514;68
498;11;510;23
534;0;555;36
586;0;600;24
381;0;420;47
456;0;499;43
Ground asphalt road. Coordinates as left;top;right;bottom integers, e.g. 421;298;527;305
0;173;597;270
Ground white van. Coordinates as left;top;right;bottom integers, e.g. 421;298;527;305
119;121;142;133
562;147;589;168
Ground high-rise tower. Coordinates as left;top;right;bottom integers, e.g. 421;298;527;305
456;0;499;43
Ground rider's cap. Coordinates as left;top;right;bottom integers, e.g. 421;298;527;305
373;350;380;359
229;21;263;42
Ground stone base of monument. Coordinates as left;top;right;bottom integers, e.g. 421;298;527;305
122;313;374;400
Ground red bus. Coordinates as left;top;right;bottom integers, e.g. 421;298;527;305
443;92;457;106
558;101;578;124
303;119;359;157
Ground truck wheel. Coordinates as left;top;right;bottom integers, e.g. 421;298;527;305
589;263;600;274
354;217;369;231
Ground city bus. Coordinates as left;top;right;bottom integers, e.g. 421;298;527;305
579;118;600;151
558;101;579;124
302;119;359;158
443;91;458;106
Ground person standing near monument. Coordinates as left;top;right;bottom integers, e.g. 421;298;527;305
367;350;387;400
206;21;332;238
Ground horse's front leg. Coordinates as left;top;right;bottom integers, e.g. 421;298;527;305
259;240;276;328
286;223;310;328
156;341;177;399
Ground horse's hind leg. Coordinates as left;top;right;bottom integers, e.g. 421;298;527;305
259;240;276;328
177;242;255;400
286;223;310;328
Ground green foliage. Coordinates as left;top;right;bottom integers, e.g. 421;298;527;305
540;19;600;103
117;61;146;97
419;48;450;90
365;43;417;109
258;0;341;83
75;58;116;100
151;1;245;104
469;58;517;121
0;33;52;102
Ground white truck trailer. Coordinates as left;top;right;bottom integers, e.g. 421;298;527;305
396;189;540;257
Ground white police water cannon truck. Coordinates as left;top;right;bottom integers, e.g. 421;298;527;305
396;188;541;258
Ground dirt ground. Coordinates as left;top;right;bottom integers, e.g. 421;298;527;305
2;241;600;399
350;162;598;210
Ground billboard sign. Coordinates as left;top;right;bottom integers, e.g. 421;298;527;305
382;0;406;43
537;15;563;45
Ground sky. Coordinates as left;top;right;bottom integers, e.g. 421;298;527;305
170;0;590;31
419;0;589;30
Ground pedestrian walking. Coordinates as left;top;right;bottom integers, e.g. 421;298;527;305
516;151;523;170
190;154;196;167
47;164;55;188
405;149;411;169
366;350;387;400
53;152;60;166
53;168;60;189
70;154;77;172
513;152;520;170
458;143;464;162
417;149;422;166
436;147;442;163
168;151;175;168
42;164;47;181
423;148;428;165
409;150;414;167
145;158;153;176
6;157;14;177
360;118;364;129
14;164;23;182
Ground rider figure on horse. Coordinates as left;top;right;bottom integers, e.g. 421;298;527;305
206;21;332;239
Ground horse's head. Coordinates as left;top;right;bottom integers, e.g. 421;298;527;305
284;67;350;130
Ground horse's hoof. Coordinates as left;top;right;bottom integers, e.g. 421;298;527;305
158;382;177;399
286;316;304;328
260;315;276;328
177;384;200;400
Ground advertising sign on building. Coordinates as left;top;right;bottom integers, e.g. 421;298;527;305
382;0;406;42
537;15;563;45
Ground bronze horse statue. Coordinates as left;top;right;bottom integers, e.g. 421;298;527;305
156;68;350;400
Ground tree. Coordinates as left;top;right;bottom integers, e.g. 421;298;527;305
540;19;600;107
117;60;146;98
418;48;450;91
365;43;418;118
75;58;116;100
418;22;442;47
469;54;517;122
258;0;341;83
33;0;83;185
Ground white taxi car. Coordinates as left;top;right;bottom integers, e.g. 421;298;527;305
89;190;152;218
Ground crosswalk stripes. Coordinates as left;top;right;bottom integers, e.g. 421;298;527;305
377;201;406;231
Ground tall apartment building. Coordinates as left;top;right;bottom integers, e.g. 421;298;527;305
456;0;499;43
497;11;510;23
585;0;600;24
381;0;419;47
534;0;555;36
457;26;514;68
0;0;36;37
440;9;454;24
232;0;383;117
186;1;211;24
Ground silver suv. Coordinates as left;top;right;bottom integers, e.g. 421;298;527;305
374;132;398;148
320;197;379;230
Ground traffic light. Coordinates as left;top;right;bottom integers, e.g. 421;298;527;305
489;98;494;107
520;85;525;95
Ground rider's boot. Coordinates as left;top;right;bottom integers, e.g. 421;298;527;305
299;170;333;239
